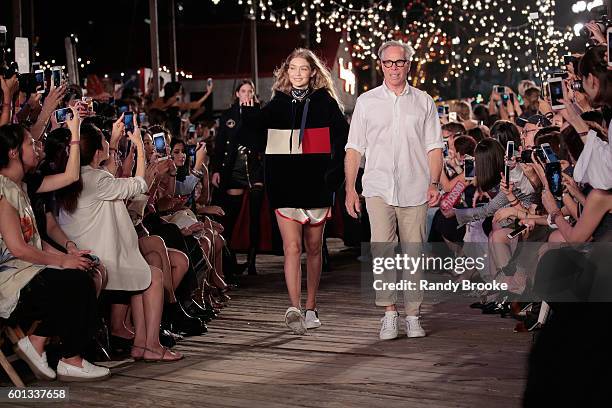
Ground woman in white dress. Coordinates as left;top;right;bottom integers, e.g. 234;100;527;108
57;120;182;362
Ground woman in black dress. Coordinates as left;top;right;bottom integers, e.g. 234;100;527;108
211;80;264;275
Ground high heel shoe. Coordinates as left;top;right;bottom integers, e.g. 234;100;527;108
164;302;207;336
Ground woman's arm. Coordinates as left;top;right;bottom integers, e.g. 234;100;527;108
37;107;81;193
0;197;89;269
29;85;67;141
554;189;611;242
0;76;19;126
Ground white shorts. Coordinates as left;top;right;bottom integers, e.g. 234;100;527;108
275;207;331;225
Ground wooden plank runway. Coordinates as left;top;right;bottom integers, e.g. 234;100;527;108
2;239;531;407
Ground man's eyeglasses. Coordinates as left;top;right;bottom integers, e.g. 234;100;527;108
382;59;408;68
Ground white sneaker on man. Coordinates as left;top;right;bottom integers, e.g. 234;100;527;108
304;309;321;329
56;359;111;382
379;311;399;340
405;316;426;338
285;307;307;334
14;336;56;380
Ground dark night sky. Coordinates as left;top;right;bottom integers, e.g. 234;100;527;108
0;0;598;97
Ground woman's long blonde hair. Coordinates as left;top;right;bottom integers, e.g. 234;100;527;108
272;48;343;112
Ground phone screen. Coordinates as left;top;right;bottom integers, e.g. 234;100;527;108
464;158;475;179
548;79;564;108
187;144;197;157
124;112;134;133
506;141;514;158
153;133;166;155
496;86;505;94
54;108;71;124
52;68;61;87
542;144;558;163
449;112;458;122
443;141;449;157
35;70;45;93
545;162;563;197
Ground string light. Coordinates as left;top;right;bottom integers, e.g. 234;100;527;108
237;0;573;86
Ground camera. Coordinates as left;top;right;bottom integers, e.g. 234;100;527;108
580;14;612;44
571;79;584;93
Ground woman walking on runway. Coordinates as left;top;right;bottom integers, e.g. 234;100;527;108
242;48;348;334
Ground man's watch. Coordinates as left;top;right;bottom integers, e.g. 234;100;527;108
430;182;441;189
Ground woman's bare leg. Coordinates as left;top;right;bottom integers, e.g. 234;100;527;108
275;213;303;309
303;222;325;310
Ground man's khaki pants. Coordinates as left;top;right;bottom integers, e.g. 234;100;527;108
366;196;428;316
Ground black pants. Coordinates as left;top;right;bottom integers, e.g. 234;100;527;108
10;268;98;358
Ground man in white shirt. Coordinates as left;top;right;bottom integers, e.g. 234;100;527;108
345;40;444;340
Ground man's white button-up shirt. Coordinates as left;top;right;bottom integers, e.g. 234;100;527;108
345;81;444;207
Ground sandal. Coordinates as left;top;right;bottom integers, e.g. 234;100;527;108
143;347;184;363
130;345;147;361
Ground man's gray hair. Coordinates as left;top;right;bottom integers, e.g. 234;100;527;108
377;41;415;61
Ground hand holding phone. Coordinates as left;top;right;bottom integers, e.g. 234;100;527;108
547;77;565;110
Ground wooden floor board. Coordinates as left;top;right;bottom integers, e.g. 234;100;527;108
1;239;530;407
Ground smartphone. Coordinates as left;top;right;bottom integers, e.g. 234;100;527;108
83;254;100;266
545;161;563;198
504;163;511;188
187;144;197;163
51;66;62;87
516;117;528;128
463;156;475;181
207;77;213;87
507;224;528;239
153;132;167;155
563;54;577;66
520;149;533;163
547;77;565;110
437;105;446;117
540;143;558;163
54;108;72;124
495;85;505;94
34;69;45;94
534;146;546;164
443;140;449;158
502;93;510;104
607;27;612;67
138;112;147;125
449;112;458;122
123;111;134;133
31;62;40;72
82;96;93;111
506;141;514;159
188;124;196;136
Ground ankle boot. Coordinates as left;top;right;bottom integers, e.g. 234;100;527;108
167;302;207;336
247;247;258;275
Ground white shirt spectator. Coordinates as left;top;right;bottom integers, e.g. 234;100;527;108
345;81;444;206
58;166;151;291
573;128;612;190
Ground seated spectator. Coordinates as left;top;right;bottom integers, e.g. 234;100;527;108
0;123;110;381
55;122;182;362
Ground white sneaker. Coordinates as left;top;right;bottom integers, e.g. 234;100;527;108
379;311;399;340
56;359;111;382
304;309;321;329
14;336;56;380
406;316;426;338
285;307;307;335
